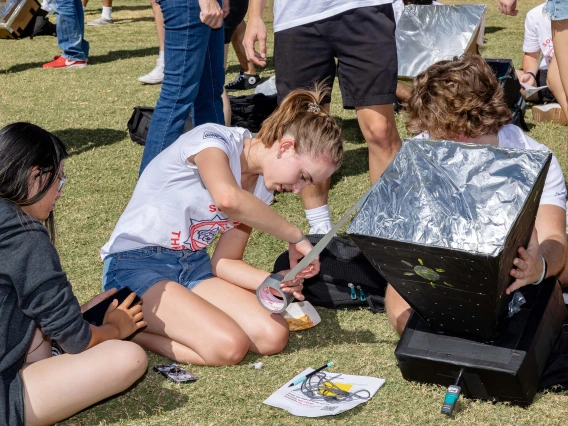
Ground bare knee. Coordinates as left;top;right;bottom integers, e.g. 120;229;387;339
102;341;148;385
252;315;289;356
385;284;412;336
209;333;249;366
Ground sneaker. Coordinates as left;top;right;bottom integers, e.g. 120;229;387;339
87;16;114;26
138;59;164;84
225;69;261;91
532;103;568;126
42;55;87;69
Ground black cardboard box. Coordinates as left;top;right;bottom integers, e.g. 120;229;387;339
394;278;566;405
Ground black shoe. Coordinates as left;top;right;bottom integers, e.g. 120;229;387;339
225;69;261;91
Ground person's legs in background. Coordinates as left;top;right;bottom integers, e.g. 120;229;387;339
139;0;166;84
43;0;89;69
225;21;261;91
87;0;114;25
139;0;224;174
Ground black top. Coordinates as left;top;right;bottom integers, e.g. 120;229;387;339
0;199;92;425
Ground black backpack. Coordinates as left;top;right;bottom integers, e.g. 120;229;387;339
273;235;387;313
127;106;154;146
229;93;278;133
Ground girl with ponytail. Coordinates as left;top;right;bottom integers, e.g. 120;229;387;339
101;84;343;365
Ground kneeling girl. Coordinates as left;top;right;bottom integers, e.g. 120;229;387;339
101;86;343;365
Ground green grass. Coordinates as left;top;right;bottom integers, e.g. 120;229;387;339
1;0;567;424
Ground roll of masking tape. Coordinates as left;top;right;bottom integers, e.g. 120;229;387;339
256;273;294;314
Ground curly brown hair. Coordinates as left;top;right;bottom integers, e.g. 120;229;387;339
406;54;512;140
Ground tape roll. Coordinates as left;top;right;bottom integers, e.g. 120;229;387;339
256;273;294;314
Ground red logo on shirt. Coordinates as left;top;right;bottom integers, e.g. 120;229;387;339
184;215;230;251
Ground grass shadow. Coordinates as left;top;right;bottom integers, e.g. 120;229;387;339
330;146;370;189
2;48;157;73
282;309;396;352
113;17;157;24
226;55;274;75
336;117;363;143
54;128;127;156
484;26;505;34
72;369;190;424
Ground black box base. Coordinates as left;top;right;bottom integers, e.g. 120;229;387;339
395;277;566;405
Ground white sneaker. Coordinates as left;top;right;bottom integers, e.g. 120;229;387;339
87;17;114;26
138;59;164;84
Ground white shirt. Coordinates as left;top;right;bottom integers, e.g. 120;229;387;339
101;124;274;259
415;125;566;209
273;0;393;33
392;0;443;24
523;3;554;70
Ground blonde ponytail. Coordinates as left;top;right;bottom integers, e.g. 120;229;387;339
257;82;343;168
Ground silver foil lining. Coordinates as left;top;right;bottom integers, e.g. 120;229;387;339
347;139;551;257
396;4;487;79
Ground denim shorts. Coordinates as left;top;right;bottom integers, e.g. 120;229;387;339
102;246;214;296
545;0;568;21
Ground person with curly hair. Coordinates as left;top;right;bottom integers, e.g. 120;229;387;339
385;54;568;335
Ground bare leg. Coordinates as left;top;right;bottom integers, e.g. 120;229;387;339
385;284;412;336
103;0;112;7
21;340;147;426
552;20;568;124
355;104;402;184
82;0;88;7
547;56;568;121
222;44;232;126
192;278;289;355
152;0;165;52
130;279;250;366
299;103;332;210
231;21;256;75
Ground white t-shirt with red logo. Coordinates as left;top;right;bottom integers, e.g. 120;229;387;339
523;3;554;70
101;124;274;259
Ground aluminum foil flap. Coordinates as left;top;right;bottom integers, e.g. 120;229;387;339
347;139;551;257
396;4;487;79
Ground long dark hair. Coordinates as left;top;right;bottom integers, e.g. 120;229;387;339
0;122;68;242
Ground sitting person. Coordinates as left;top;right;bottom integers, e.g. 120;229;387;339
0;123;148;425
517;2;567;125
385;54;568;335
101;86;343;365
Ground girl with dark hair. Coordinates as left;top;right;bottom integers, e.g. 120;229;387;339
101;86;343;366
0;123;148;426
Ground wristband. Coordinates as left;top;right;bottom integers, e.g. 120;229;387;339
532;254;547;286
289;232;306;245
525;71;537;82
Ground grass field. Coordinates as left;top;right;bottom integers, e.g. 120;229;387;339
1;0;567;424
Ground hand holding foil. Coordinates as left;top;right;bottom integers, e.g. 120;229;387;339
288;238;320;279
507;228;543;294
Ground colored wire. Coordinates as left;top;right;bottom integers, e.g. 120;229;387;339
300;372;371;402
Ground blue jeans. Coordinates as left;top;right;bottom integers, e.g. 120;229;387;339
139;0;225;174
102;246;214;296
52;0;89;61
545;0;568;20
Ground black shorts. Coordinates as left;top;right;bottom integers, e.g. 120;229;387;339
274;5;398;108
536;69;556;103
224;0;249;44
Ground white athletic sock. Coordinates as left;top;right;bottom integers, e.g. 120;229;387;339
101;6;112;20
158;50;165;64
305;205;332;235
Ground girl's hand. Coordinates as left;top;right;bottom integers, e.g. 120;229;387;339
276;270;305;301
506;228;543;294
199;0;224;28
520;72;536;86
288;237;320;278
102;292;147;339
80;288;117;313
498;0;518;16
222;0;230;18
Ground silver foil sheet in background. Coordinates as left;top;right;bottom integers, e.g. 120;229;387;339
347;139;551;257
396;4;487;79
